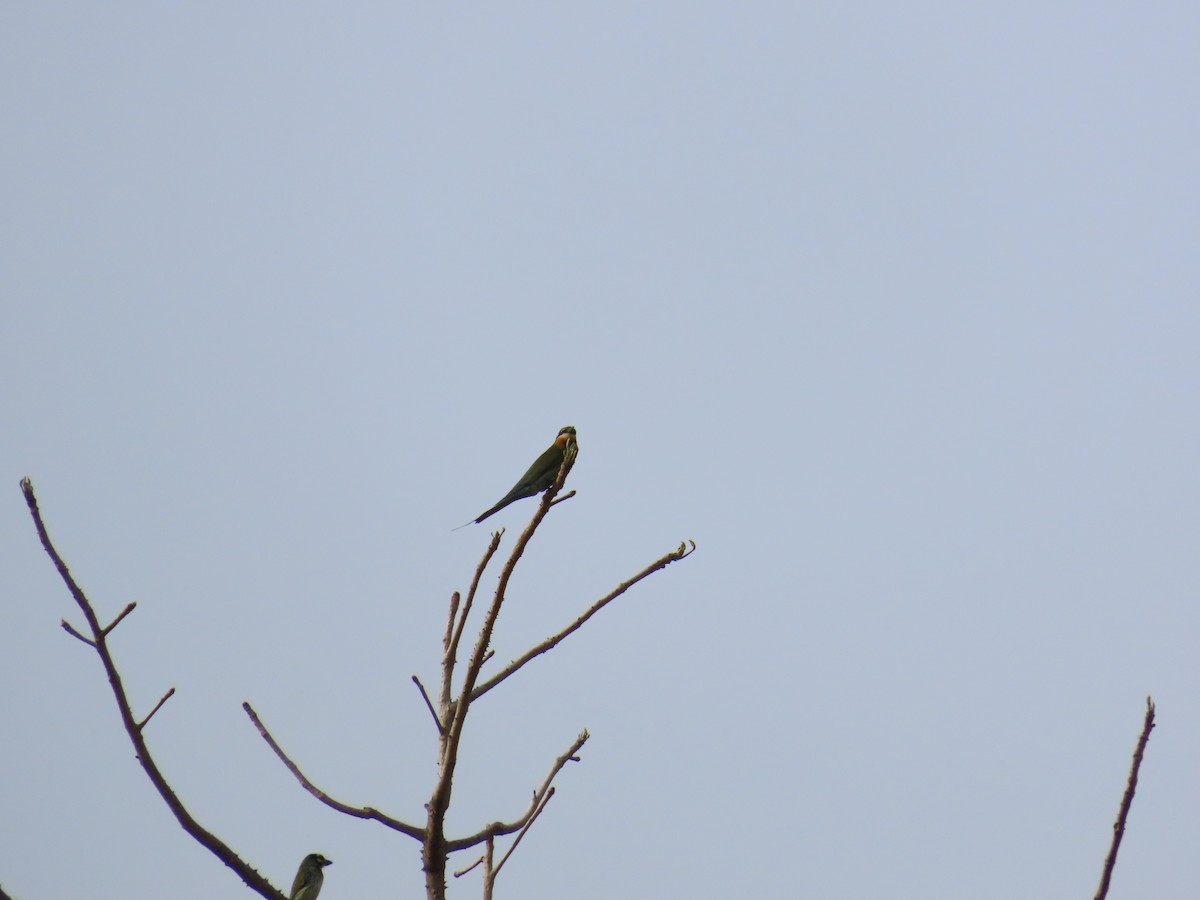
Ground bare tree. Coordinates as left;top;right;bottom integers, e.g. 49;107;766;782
19;445;693;899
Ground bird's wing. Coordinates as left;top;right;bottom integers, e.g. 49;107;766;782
473;443;565;523
291;872;319;900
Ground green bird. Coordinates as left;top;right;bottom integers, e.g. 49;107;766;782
460;425;578;526
290;853;332;900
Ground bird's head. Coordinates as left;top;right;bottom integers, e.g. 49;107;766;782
304;853;333;869
555;425;577;447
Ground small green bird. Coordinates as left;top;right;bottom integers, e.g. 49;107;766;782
460;425;578;526
290;853;332;900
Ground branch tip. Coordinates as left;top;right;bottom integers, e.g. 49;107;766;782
548;489;576;508
137;687;176;730
104;602;138;635
1094;697;1158;900
61;619;95;647
453;857;486;878
412;675;445;734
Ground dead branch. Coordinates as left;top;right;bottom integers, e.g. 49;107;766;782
453;852;487;879
103;601;137;635
20;478;289;900
443;591;460;652
1094;696;1156;900
137;687;176;731
241;702;425;841
449;534;503;667
461;734;575;899
471;540;696;702
412;676;445;734
446;730;588;852
491;785;555;877
548;489;576;507
446;531;503;710
60;619;94;646
482;839;496;900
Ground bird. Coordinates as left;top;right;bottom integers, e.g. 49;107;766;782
290;853;332;900
458;425;578;527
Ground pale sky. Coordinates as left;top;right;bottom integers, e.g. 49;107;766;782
3;4;1198;899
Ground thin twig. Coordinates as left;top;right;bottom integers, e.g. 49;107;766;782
60;619;94;647
471;541;696;702
103;602;137;636
241;702;425;841
1094;696;1156;900
453;856;486;878
447;730;589;851
137;687;176;731
447;531;503;687
20;478;290;900
492;786;555;877
412;675;444;735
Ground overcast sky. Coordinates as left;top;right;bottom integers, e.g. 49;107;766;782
3;4;1198;899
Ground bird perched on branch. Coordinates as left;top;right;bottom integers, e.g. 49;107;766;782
290;853;332;900
458;425;578;527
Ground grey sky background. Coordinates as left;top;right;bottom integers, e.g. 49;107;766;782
3;4;1198;899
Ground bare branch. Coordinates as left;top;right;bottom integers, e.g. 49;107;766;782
20;478;289;900
1094;696;1157;900
103;601;137;636
548;489;575;507
22;479;105;633
447;730;589;851
241;702;425;841
137;687;176;731
471;541;696;702
60;619;94;647
447;531;503;688
453;855;486;878
412;675;444;735
442;592;460;653
483;838;496;900
492;786;554;878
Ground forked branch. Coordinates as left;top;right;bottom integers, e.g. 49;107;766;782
20;478;289;900
450;731;586;900
447;730;589;851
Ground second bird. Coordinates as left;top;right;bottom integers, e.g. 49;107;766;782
289;853;332;900
464;425;578;526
